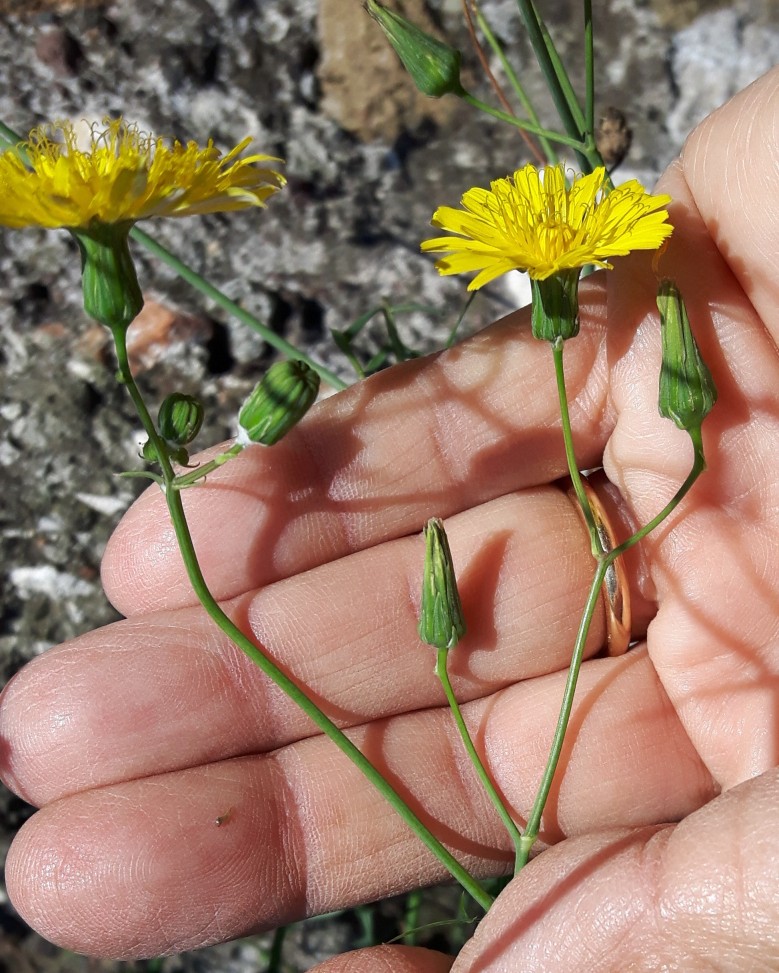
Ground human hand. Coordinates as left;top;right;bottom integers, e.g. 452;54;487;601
1;68;778;970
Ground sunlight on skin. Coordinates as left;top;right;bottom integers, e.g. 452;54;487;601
0;68;777;969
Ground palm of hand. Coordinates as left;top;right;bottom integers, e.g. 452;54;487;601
1;70;778;972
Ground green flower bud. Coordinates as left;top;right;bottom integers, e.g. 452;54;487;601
238;359;320;446
530;270;581;342
366;0;466;98
141;438;159;463
141;437;189;467
158;393;205;446
71;221;143;333
657;279;717;432
418;518;466;651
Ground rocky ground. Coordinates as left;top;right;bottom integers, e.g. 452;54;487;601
0;0;777;970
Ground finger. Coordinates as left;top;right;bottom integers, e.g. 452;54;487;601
311;945;453;973
1;485;656;806
103;279;614;615
453;768;779;972
601;68;779;791
5;648;714;958
681;66;779;341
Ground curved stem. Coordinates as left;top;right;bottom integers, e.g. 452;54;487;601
610;425;706;560
517;554;606;868
517;431;707;869
111;328;492;913
551;336;600;555
436;648;524;865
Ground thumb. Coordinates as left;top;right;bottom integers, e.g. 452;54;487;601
454;768;779;972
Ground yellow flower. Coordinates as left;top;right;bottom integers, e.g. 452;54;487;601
421;163;672;290
0;117;284;230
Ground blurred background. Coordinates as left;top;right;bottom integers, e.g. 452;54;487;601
0;0;777;969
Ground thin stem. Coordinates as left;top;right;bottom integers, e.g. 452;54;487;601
460;93;588;151
130;227;347;391
551;336;599;555
462;0;548;165
447;292;477;349
532;1;587;136
516;555;607;868
436;648;524;865
110;328;492;913
517;431;707;868
584;0;595;139
172;442;245;489
611;425;706;561
0;121;23;151
513;0;589;171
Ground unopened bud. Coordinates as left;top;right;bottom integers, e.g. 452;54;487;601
530;269;580;342
657;279;717;432
141;437;189;466
418;518;466;651
238;359;320;446
158;393;204;446
72;223;143;333
365;0;465;98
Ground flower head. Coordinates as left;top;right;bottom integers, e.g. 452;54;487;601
0;117;284;230
421;163;672;290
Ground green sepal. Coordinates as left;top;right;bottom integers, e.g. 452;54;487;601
530;270;580;342
657;279;717;432
71;221;143;333
365;0;466;98
158;393;205;446
418;518;466;651
141;437;189;467
238;359;320;446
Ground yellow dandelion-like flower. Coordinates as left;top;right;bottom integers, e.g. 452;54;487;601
0;117;285;230
421;163;672;290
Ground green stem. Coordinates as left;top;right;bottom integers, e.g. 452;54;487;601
173;442;245;488
516;554;606;868
469;2;558;164
517;431;706;868
513;0;589;171
460;93;588;151
110;328;492;913
584;0;595;138
611;425;706;561
551;336;599;555
532;1;587;136
0;120;23;151
129;227;347;391
436;648;524;865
